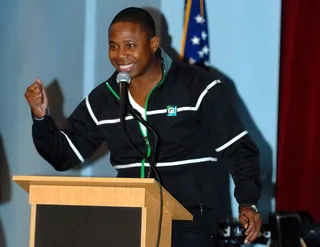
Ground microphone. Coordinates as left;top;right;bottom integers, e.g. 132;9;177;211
116;71;131;122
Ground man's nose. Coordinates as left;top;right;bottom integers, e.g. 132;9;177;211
117;46;128;59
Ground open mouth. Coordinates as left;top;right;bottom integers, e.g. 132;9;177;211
118;64;134;72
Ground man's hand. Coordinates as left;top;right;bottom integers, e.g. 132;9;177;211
25;78;48;118
238;207;262;244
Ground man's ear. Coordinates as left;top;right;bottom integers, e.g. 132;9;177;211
150;35;160;53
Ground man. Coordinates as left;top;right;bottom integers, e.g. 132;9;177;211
25;7;262;247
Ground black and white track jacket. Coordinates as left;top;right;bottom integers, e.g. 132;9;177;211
32;49;261;226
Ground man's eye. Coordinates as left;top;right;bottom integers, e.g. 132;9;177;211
109;44;117;49
127;44;135;48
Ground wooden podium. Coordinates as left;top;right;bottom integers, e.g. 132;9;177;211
13;176;193;247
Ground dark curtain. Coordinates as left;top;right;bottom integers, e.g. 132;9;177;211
276;0;320;221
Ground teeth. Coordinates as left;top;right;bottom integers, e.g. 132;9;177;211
119;64;133;71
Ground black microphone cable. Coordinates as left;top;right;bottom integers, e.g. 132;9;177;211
117;73;163;247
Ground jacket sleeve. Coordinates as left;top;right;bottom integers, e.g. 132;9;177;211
32;97;104;171
201;79;262;205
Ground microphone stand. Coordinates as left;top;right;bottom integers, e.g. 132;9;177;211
128;107;159;177
119;81;128;123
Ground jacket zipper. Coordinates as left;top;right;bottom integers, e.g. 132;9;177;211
200;203;204;216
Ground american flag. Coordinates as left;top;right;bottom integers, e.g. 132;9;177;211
180;0;210;68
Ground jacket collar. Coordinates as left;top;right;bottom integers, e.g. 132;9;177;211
159;47;172;74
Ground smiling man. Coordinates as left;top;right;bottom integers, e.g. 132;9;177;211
25;7;262;247
108;10;163;108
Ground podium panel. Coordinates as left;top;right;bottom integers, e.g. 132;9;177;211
34;205;141;247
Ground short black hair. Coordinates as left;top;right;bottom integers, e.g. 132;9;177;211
109;7;156;38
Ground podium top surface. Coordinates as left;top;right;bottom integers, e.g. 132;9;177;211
13;175;193;220
13;175;160;192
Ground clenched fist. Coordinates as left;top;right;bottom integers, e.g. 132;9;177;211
25;78;48;118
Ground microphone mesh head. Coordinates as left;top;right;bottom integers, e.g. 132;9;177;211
116;72;131;84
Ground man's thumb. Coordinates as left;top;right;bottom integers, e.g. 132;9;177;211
36;78;43;86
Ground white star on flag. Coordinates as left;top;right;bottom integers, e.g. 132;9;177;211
188;58;196;65
204;61;210;67
198;50;204;58
201;31;208;40
195;14;205;24
202;45;209;55
191;36;200;45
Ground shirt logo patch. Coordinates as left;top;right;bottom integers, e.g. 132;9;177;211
167;105;177;116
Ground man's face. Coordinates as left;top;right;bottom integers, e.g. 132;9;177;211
108;22;158;78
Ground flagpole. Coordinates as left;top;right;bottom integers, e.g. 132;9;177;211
200;0;204;17
180;0;193;59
